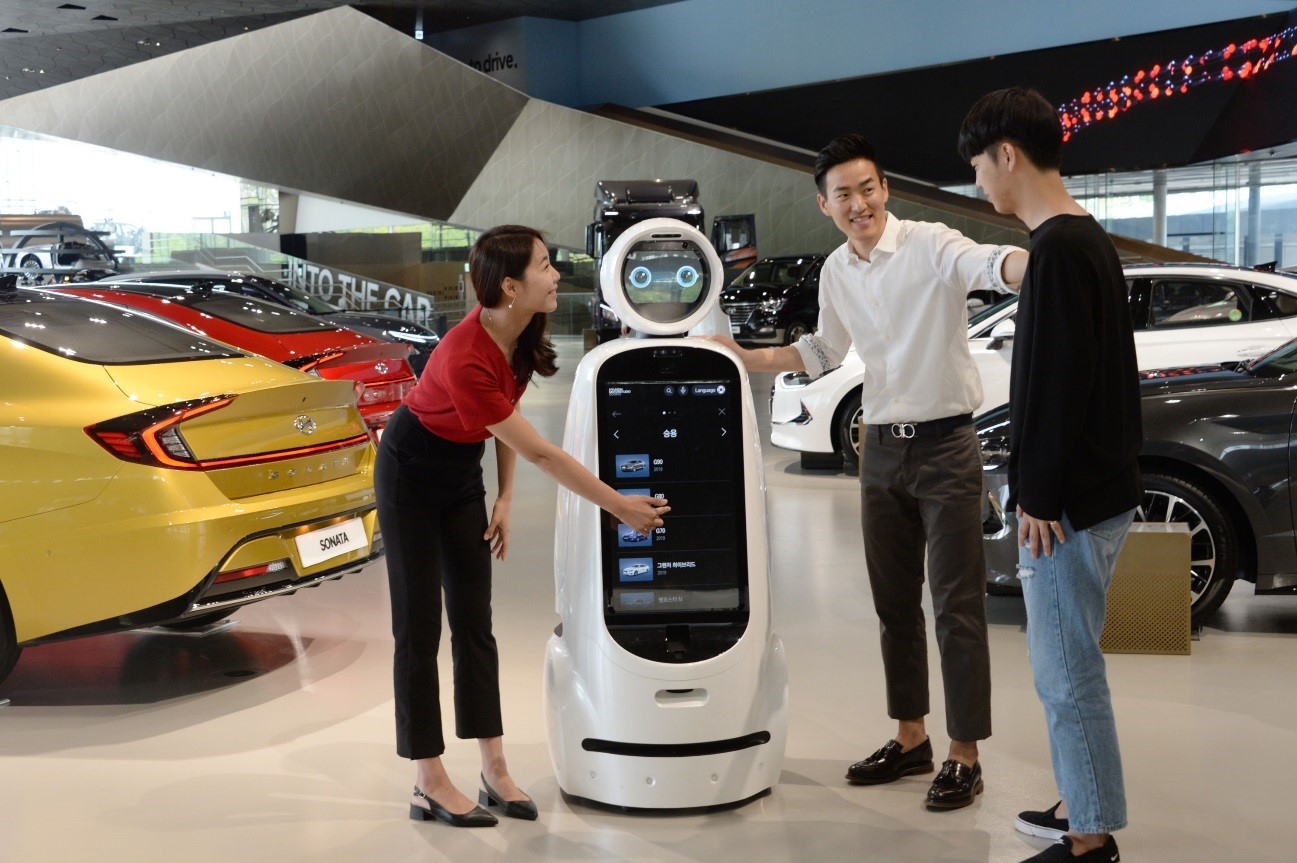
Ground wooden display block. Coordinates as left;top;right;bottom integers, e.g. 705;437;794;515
1100;522;1191;655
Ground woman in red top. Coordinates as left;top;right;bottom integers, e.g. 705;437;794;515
376;225;669;827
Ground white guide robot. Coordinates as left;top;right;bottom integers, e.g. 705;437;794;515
544;218;788;809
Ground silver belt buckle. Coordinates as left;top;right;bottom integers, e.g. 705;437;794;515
890;422;916;439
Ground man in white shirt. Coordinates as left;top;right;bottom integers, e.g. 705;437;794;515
712;134;1025;810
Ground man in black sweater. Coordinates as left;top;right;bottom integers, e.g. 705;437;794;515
957;88;1142;863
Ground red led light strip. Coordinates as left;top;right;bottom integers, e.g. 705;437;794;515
1058;24;1297;141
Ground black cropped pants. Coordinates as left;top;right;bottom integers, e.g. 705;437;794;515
376;405;502;760
859;422;992;742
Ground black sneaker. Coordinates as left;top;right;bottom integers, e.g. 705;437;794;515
1015;801;1068;841
1018;836;1119;863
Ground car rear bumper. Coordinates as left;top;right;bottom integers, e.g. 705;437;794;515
5;464;379;644
182;508;383;615
183;509;384;617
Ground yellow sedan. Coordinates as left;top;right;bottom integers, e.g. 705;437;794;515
0;283;382;685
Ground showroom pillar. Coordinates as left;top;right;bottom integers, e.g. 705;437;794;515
278;192;299;235
1245;162;1262;267
1152;168;1167;247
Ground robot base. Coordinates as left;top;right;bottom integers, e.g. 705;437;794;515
544;629;788;810
550;740;783;811
559;784;771;815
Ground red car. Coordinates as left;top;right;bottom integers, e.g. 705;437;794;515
53;282;416;431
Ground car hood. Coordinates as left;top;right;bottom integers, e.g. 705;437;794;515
1138;364;1255;394
721;285;794;303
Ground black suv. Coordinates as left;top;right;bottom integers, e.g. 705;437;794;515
719;254;824;346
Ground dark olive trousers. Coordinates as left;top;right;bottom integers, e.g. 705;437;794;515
376;405;503;760
859;422;992;742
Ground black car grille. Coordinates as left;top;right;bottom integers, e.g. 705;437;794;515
722;302;758;326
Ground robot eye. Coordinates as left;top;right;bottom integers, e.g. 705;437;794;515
676;266;699;288
629;266;653;289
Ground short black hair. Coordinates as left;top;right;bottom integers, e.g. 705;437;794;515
957;87;1062;170
814;134;885;195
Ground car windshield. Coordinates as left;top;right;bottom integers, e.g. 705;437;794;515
187;294;340;334
0;291;243;364
729;259;813;288
968;295;1017;328
245;276;338;314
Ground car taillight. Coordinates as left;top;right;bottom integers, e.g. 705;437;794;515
358;375;416;405
86;396;370;470
285;351;346;375
86;395;236;470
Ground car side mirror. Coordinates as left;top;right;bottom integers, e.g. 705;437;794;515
987;318;1015;350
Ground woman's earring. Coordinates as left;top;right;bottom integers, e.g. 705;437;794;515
508;300;514;310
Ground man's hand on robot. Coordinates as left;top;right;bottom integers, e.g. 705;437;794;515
621;495;670;535
701;334;742;353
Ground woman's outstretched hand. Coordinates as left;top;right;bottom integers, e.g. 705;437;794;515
616;495;670;535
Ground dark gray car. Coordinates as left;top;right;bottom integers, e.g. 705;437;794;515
979;342;1297;624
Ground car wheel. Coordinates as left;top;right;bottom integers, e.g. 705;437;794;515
835;390;864;474
784;320;811;345
17;255;44;284
0;587;21;688
161;607;241;631
1139;472;1237;624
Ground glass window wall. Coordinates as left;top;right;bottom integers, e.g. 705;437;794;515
0;125;597;334
945;141;1297;269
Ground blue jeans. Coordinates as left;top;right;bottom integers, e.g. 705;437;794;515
1017;508;1135;834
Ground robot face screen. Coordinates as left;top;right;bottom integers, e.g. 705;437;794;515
619;240;710;325
596;347;748;624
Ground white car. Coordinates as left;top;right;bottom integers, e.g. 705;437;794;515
771;263;1297;471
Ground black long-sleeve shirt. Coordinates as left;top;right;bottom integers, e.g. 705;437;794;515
1007;214;1142;530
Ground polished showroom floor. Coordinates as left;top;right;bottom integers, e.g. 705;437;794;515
2;336;1293;863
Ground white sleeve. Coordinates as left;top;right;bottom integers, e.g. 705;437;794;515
928;223;1018;295
792;265;850;378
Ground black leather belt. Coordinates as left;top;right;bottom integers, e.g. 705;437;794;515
867;413;973;440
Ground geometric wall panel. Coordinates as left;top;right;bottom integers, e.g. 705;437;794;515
453;99;846;255
0;7;529;223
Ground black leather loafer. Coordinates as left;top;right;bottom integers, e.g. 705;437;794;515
479;773;539;821
409;786;498;827
925;759;983;810
846;737;935;785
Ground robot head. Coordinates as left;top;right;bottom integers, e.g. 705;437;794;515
600;218;724;336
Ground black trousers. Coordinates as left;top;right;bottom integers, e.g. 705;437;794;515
376;405;503;760
859;422;992;742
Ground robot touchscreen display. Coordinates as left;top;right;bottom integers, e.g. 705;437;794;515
596;347;748;621
619;240;709;325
